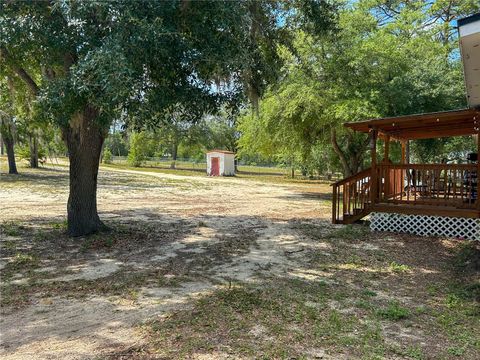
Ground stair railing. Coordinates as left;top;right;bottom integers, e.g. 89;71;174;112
332;167;372;224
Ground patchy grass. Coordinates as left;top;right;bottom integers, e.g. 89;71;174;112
140;280;388;359
0;219;193;309
0;266;193;309
2;162;480;359
401;345;425;360
325;224;371;240
377;301;410;320
137;267;479;359
0;163;210;194
100;161;334;185
10;253;39;269
389;261;411;273
1;221;24;237
1;252;41;282
453;242;480;274
0;166;69;193
429;241;480;358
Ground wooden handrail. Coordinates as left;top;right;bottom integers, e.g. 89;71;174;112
332;167;372;224
331;163;478;224
376;163;477;211
331;167;372;187
378;164;475;170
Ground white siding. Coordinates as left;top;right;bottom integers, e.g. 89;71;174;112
223;154;235;176
459;17;480;107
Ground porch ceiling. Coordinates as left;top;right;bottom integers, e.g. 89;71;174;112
344;108;480;140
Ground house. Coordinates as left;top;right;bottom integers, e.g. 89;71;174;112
459;13;480;108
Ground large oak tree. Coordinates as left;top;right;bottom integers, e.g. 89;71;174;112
0;0;334;236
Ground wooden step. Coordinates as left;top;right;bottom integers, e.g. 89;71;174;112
342;208;372;224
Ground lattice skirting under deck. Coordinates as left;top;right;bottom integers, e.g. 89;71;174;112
370;212;480;241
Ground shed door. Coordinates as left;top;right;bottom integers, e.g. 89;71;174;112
211;157;220;176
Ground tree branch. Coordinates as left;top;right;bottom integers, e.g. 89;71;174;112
0;46;40;96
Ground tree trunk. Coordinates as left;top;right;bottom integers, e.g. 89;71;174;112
62;107;107;237
170;141;178;169
4;135;18;175
331;128;353;177
0;134;4;155
0;119;18;174
29;134;39;168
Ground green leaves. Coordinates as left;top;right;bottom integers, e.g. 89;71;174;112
1;1;335;133
238;0;480;174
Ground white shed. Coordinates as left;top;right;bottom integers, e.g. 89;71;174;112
206;150;235;176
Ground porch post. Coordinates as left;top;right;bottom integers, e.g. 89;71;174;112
401;141;406;164
370;128;378;204
383;135;390;197
405;140;410;164
400;140;408;199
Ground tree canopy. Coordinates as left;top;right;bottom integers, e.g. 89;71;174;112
238;0;479;176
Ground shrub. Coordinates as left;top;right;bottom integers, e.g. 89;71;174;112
127;132;148;167
17;144;47;165
102;148;113;164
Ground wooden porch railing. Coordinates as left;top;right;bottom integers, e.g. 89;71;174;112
332;167;372;224
375;164;477;209
332;163;478;224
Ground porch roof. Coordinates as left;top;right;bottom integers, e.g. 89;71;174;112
344;108;480;140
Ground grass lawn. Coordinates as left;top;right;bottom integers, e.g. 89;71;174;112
101;161;335;185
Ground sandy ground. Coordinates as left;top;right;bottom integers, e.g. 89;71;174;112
0;166;334;359
1;166;329;222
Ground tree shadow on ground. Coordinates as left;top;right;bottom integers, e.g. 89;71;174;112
1;208;479;359
0;210;274;356
278;191;333;202
0;166;69;186
103;219;480;359
2;210;479;358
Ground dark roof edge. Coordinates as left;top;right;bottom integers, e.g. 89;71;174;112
344;108;475;128
458;13;480;27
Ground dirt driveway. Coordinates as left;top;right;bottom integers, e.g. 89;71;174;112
0;166;478;359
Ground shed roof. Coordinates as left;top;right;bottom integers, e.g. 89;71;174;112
344;108;480;140
206;149;235;154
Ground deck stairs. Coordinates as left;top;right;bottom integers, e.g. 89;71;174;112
332;168;373;224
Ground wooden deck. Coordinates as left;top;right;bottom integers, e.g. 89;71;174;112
332;163;479;224
332;108;480;225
